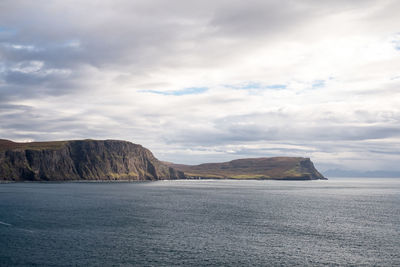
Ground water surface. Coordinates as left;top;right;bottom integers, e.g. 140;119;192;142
1;178;399;266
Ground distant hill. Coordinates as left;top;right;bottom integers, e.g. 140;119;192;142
166;157;326;180
0;139;326;181
323;169;400;178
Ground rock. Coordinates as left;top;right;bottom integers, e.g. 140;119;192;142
0;139;185;181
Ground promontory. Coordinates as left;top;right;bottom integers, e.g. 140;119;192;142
0;139;326;181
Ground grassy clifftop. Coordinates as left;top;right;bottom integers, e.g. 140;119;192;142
0;139;68;151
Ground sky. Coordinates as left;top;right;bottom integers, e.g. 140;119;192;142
0;0;400;172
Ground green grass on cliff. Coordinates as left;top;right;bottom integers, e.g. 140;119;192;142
168;157;314;179
0;139;68;152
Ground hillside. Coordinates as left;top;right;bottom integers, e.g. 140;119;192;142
0;139;184;181
166;157;326;180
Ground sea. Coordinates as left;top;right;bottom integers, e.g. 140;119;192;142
0;178;399;266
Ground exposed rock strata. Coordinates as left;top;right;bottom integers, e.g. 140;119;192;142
0;139;184;181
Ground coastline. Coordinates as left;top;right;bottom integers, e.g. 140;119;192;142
0;177;328;183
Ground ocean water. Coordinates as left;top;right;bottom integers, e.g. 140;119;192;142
0;178;399;266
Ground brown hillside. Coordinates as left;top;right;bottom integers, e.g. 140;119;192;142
167;157;325;180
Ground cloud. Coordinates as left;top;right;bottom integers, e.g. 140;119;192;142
0;0;399;171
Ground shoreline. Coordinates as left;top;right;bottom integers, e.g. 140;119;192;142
0;177;328;183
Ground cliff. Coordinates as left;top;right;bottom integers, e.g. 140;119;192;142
166;157;326;180
0;139;326;181
0;139;185;181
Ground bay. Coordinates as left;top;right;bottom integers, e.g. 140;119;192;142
1;178;399;266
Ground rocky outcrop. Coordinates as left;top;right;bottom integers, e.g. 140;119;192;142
0;139;185;181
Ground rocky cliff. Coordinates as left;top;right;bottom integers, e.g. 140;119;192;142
0;139;326;181
0;139;185;181
167;157;326;180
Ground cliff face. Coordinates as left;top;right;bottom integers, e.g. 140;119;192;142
167;157;326;180
0;139;326;181
0;139;185;181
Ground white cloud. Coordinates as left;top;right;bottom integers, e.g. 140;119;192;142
10;61;44;73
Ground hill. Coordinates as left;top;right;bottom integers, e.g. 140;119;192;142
323;169;400;178
166;157;326;180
